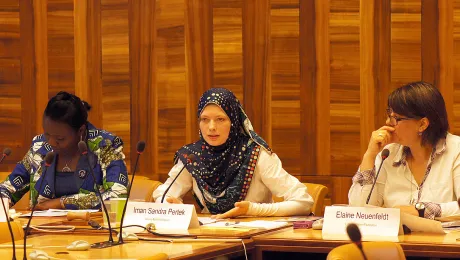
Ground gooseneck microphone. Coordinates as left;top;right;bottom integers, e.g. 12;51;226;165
118;141;145;243
78;141;117;248
161;154;197;203
366;149;390;204
24;152;55;260
346;223;368;260
0;147;11;163
0;148;15;260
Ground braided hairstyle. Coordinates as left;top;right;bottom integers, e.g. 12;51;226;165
44;91;92;131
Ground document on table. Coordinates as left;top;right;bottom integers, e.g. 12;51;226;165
201;220;289;229
20;209;99;217
401;212;445;234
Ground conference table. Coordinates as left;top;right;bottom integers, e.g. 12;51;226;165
253;227;460;260
0;214;264;259
0;234;252;259
2;214;460;259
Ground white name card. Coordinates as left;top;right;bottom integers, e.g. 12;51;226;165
0;198;8;222
322;206;400;241
123;201;200;231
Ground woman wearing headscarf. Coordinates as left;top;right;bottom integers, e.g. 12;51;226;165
153;88;313;218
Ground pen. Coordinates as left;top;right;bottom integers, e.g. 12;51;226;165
225;221;240;226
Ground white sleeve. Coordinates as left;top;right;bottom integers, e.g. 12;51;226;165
440;152;460;217
246;150;314;216
348;153;386;207
152;160;193;203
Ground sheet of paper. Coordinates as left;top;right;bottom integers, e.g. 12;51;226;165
202;220;289;229
19;209;99;217
401;212;445;234
435;215;460;222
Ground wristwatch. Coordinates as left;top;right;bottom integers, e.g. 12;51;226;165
415;202;425;218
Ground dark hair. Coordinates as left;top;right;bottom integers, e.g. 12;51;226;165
388;81;449;146
44;91;92;131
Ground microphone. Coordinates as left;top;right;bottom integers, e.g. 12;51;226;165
161;154;197;203
24;152;55;260
118;141;145;243
78;140;119;248
0;148;15;260
0;147;11;164
346;223;368;260
366;149;390;204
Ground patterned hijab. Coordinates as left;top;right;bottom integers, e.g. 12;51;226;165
174;88;271;214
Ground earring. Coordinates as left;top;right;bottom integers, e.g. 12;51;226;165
418;131;422;136
80;130;87;141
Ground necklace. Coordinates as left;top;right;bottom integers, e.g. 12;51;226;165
61;157;73;172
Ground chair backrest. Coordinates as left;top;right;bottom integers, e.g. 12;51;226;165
0;221;24;243
129;176;162;202
273;182;328;216
304;182;328;216
327;242;406;260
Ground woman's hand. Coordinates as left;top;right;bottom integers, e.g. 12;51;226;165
211;201;250;219
34;198;63;210
166;197;183;204
366;126;395;157
359;126;395;171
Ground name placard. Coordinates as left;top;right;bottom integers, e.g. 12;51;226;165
322;206;400;240
123;201;200;230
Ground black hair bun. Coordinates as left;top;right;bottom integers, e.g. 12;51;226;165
55;91;72;101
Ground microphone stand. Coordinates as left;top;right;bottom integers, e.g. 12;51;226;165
118;141;145;243
23;152;55;260
78;141;116;248
0;148;15;260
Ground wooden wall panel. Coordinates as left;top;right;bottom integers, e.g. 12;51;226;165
299;0;316;176
0;0;22;170
438;1;454;126
270;1;300;174
74;0;103;126
33;0;48;134
454;0;460;134
360;0;391;159
3;0;460;206
212;0;243;102
185;0;213;143
101;0;131;171
47;0;75;96
330;0;360;175
155;0;187;181
312;0;331;176
243;0;271;142
391;1;422;90
129;0;156;177
421;0;454;128
20;0;39;167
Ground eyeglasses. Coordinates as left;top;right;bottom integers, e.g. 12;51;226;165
386;109;414;126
